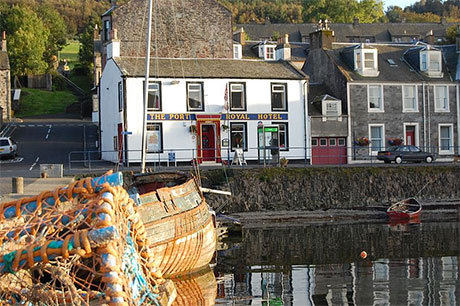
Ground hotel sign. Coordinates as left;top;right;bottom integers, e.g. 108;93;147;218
147;113;288;121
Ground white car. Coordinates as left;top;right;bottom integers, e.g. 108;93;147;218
0;137;18;159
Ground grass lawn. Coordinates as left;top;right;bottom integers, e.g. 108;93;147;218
60;40;80;69
15;88;78;117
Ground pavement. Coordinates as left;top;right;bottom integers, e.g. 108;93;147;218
0;176;75;202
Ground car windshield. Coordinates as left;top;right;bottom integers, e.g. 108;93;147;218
387;146;399;151
0;139;9;146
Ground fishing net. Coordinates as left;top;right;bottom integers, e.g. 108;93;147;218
0;171;175;306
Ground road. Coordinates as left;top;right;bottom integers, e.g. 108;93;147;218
0;120;99;177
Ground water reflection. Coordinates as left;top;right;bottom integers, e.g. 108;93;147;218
215;221;460;305
172;266;217;306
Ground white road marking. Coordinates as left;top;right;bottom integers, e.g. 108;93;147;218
29;156;40;171
45;126;52;139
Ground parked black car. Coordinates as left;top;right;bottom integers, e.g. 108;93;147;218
377;145;436;164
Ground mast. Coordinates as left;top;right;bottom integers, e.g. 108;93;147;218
141;0;154;173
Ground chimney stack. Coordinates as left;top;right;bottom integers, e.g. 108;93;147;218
1;31;6;52
425;30;434;45
353;17;359;26
310;29;335;50
107;28;120;59
234;27;246;46
276;34;291;60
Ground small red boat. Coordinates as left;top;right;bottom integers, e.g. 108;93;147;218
387;198;422;220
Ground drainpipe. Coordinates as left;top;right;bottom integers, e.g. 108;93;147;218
347;82;352;163
427;85;431;151
422;82;427;150
303;80;310;165
457;83;460;154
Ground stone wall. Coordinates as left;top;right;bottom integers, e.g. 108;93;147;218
0;69;11;120
202;166;460;213
110;0;233;59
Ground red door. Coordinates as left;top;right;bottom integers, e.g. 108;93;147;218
406;127;415;146
117;123;123;163
201;124;216;162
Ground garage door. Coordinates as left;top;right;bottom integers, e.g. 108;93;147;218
311;137;347;165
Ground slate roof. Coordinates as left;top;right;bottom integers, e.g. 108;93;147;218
0;51;9;70
113;57;308;80
326;43;453;83
239;22;456;44
439;45;459;81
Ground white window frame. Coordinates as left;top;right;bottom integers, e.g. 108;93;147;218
402;85;418;112
271;83;287;111
233;44;242;60
369;124;385;155
186;82;204;111
229;82;246;111
265;46;275;60
147;81;161;111
438;124;454;155
434;85;449;112
420;50;443;77
354;49;379;76
368;85;384;112
146;123;163;153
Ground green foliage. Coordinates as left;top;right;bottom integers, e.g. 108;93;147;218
79;21;97;76
446;25;458;44
16;88;78;117
35;5;68;72
1;0;111;35
0;6;49;76
302;0;384;23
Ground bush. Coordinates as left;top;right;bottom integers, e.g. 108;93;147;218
52;74;67;91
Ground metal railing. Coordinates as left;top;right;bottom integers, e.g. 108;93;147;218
68;145;458;171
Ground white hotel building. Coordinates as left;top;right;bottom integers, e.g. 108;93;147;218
99;55;310;165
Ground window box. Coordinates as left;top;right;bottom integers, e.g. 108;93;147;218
354;137;370;146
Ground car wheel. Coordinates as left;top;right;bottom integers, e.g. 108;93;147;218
395;156;403;164
384;160;391;164
425;156;433;163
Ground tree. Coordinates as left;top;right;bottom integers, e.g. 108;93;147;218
446;25;458;44
78;19;97;77
302;0;384;23
386;6;404;22
0;5;49;76
36;5;68;72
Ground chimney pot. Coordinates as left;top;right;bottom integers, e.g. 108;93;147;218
1;31;6;52
353;17;359;26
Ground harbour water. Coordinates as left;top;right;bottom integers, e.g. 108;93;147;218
212;220;460;305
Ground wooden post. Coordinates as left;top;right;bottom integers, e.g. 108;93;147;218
12;177;23;194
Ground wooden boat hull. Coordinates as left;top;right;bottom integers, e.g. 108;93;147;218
387;198;422;220
134;173;217;277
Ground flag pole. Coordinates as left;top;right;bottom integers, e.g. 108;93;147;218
141;0;153;173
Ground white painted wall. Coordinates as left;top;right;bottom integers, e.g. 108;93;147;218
100;62;309;163
100;59;124;161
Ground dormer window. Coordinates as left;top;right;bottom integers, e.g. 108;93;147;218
265;46;275;60
354;47;379;77
233;44;242;60
420;50;442;77
258;44;276;61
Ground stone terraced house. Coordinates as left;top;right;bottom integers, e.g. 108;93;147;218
303;27;460;163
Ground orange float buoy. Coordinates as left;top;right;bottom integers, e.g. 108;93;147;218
360;251;367;259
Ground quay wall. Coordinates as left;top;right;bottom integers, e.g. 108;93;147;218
201;166;460;213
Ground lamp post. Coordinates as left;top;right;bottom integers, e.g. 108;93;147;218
141;0;153;173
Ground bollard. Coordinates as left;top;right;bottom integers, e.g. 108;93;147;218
12;177;24;194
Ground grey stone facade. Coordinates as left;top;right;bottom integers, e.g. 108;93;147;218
103;0;233;59
350;83;458;155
